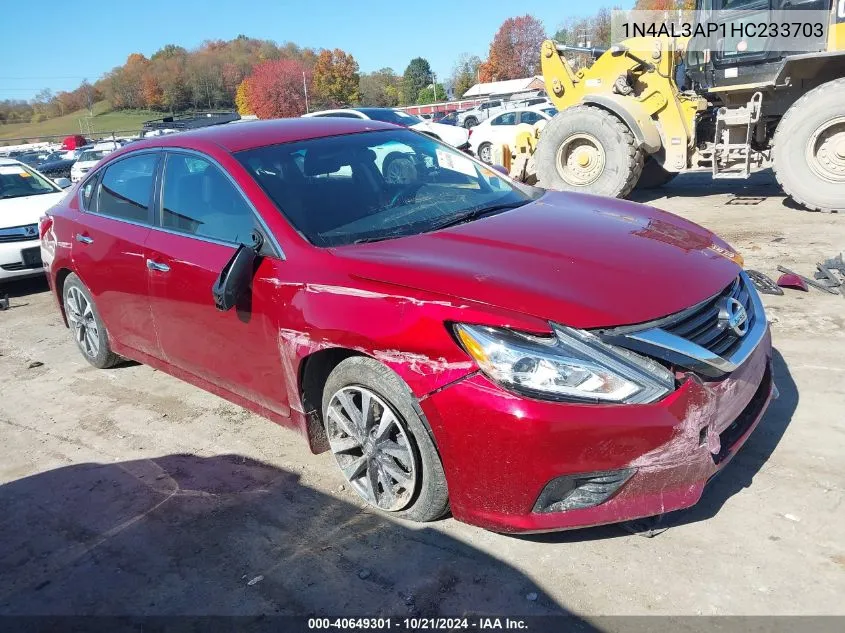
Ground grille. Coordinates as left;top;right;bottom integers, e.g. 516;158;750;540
0;224;39;243
663;276;755;359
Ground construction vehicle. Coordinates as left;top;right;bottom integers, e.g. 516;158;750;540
517;0;845;213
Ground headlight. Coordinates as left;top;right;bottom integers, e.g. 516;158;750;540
454;323;675;404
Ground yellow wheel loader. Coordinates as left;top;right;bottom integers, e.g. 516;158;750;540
529;0;845;212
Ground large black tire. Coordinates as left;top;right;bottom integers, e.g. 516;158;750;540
62;273;121;369
536;105;644;198
772;78;845;213
322;356;449;523
463;116;478;129
635;157;678;189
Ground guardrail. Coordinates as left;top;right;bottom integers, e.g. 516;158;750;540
398;99;488;116
0;130;141;151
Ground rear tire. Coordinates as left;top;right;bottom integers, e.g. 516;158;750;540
322;357;449;523
773;78;845;213
635;157;678;189
62;273;121;369
536;105;644;198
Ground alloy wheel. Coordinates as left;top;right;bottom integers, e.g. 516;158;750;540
65;286;100;358
326;386;418;511
479;143;493;164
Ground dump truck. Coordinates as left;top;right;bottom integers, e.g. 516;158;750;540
518;1;845;212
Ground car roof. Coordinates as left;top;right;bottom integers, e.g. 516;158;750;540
356;107;409;116
0;157;23;166
303;108;366;118
122;117;397;154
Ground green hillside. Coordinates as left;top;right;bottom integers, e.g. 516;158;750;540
0;101;160;143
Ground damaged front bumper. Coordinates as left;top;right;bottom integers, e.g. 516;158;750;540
419;328;774;533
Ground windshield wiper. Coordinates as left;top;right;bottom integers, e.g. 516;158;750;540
344;201;527;245
352;230;410;244
427;202;527;232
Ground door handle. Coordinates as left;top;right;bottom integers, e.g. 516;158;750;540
75;233;93;244
146;259;170;273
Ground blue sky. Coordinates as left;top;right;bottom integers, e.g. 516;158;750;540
0;0;628;101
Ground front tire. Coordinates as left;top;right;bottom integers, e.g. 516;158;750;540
322;357;449;523
773;78;845;213
63;273;121;369
536;105;644;198
477;142;493;164
463;116;478;129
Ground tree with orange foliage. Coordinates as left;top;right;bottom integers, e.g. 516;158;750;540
142;72;164;110
312;49;360;108
246;59;310;119
483;15;547;82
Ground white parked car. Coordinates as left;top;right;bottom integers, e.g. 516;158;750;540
0;158;69;282
469;106;558;164
455;100;506;129
70;142;120;183
302;108;470;151
456;97;553;129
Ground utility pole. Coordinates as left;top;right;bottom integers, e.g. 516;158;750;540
303;71;309;113
85;81;93;116
432;72;437;103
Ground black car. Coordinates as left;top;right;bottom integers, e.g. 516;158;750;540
433;112;459;126
17;152;50;167
37;151;78;179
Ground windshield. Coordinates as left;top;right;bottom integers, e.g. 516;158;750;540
0;163;60;199
78;149;109;162
236;129;531;247
360;109;422;126
542;107;558;116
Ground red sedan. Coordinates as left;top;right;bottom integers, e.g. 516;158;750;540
40;118;774;533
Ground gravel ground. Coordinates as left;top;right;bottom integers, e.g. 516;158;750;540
0;170;843;619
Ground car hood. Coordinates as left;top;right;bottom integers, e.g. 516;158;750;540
410;120;469;147
0;191;65;228
331;191;742;329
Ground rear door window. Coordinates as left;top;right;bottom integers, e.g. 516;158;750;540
96;153;158;223
519;111;544;125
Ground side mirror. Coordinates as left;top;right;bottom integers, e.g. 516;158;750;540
54;177;71;189
491;164;508;175
212;233;263;311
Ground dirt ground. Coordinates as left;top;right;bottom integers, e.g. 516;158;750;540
0;170;843;619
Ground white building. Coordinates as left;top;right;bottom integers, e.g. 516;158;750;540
461;76;546;100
